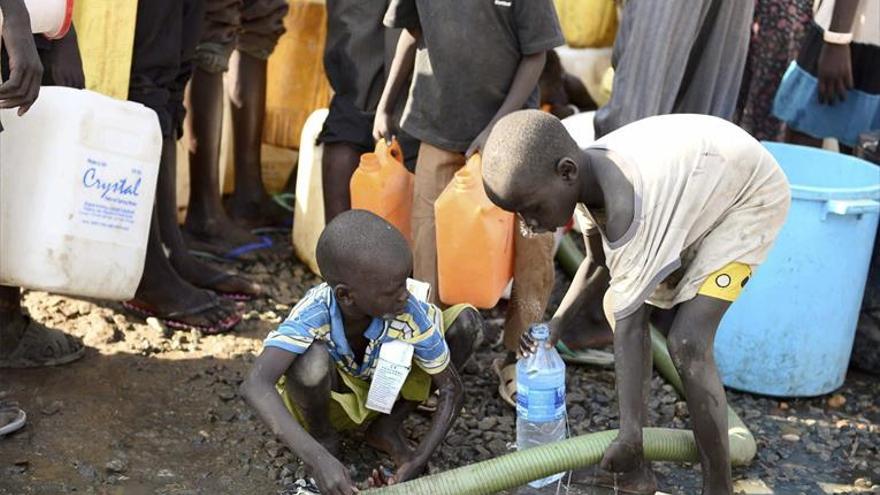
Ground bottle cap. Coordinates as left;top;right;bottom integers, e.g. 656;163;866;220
530;324;550;341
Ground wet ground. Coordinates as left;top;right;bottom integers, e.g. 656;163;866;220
1;246;878;494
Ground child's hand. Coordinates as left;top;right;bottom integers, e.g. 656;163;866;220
518;320;562;358
312;457;359;495
366;466;393;488
465;125;491;159
817;42;853;105
0;2;44;115
372;109;394;144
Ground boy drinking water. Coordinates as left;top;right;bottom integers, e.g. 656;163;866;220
241;210;482;494
482;111;790;495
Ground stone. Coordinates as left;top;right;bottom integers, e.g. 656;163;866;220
84;320;119;346
827;394;846;409
782;434;800;443
105;459;127;474
487;438;509;455
218;386;237;401
41;400;63;416
477;417;498;431
76;463;99;482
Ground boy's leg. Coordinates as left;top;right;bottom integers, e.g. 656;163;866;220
225;0;289;228
183;0;268;257
411;144;466;305
502;223;554;361
127;0;241;329
667;294;733;495
283;342;340;455
318;95;377;224
591;303;657;494
322;141;364;223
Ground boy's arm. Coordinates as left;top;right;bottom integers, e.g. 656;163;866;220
817;0;860;105
465;51;546;158
373;27;419;143
390;365;463;484
241;348;359;495
0;0;43;115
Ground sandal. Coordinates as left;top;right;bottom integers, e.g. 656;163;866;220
492;358;518;408
122;296;242;335
188;235;276;263
0;402;26;436
556;341;615;367
0;317;85;369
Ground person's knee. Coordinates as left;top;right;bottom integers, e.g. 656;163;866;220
446;307;484;364
289;342;333;388
667;327;712;369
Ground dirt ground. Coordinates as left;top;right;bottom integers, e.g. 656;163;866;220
1;248;879;495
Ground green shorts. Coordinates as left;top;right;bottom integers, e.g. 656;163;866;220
277;304;471;431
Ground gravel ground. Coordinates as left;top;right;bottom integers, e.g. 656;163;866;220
1;244;878;494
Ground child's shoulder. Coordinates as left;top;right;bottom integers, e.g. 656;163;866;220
283;283;334;324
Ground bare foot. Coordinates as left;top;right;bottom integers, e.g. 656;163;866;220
560;297;613;349
169;251;261;300
365;418;415;466
601;436;643;474
182;215;274;262
572;461;658;494
225;193;292;231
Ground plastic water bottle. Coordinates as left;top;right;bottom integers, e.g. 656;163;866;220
516;324;567;488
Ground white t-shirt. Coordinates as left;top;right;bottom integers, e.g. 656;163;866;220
575;114;791;321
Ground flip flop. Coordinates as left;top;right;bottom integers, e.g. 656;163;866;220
556;341;615;367
189;236;275;263
492;358;518;408
122;297;242;335
0;403;26;437
272;192;295;213
0;318;85;369
416;390;439;413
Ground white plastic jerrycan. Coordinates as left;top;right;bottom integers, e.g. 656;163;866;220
0;87;162;300
292;108;328;276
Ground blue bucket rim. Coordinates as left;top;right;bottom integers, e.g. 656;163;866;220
762;142;880;202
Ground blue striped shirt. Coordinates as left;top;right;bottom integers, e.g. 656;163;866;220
264;283;450;378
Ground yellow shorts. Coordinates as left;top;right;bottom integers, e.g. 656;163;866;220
277;304;471;432
697;262;752;302
602;262;753;331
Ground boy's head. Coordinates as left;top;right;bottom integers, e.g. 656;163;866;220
317;210;412;319
482;110;583;234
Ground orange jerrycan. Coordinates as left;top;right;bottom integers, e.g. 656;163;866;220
435;154;515;308
350;139;414;242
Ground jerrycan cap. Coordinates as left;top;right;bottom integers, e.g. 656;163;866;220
529;324;550;341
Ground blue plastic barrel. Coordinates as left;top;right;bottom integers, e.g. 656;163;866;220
715;143;880;397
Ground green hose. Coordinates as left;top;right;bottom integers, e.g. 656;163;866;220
366;234;756;494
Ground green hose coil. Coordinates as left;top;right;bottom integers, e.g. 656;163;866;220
366;234;756;494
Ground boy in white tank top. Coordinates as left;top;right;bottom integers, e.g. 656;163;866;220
482;110;790;495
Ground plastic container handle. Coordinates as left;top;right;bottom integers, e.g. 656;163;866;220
823;199;880;219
